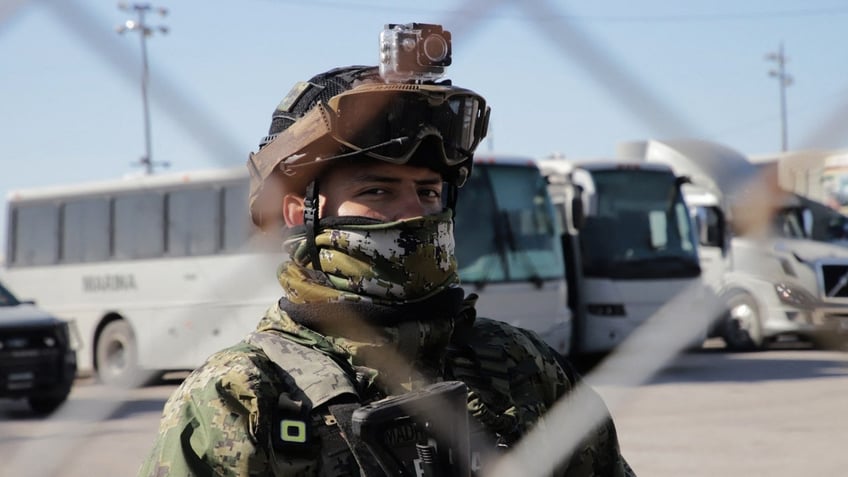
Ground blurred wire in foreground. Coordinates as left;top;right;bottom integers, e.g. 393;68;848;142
4;1;847;476
41;0;245;167
0;0;29;35
518;0;701;138
488;277;727;476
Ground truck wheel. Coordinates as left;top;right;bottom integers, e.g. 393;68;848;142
722;291;764;351
96;320;140;387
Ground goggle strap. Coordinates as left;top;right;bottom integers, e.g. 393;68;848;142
303;180;323;272
325;136;411;161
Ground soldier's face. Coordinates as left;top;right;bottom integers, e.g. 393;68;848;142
282;161;444;226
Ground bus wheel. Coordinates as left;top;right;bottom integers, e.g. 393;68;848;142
721;291;764;351
96;320;139;387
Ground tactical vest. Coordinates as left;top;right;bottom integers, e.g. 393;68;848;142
245;331;376;476
245;330;496;477
245;323;627;477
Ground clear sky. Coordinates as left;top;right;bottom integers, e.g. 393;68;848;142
3;0;848;254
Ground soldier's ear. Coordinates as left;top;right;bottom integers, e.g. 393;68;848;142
283;194;305;227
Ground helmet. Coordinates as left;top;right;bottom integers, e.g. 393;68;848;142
247;65;490;227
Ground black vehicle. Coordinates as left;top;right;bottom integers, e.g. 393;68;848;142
0;280;77;414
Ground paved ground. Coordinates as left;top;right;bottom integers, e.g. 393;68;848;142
1;344;846;476
595;343;848;477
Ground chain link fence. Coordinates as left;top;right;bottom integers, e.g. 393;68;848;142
3;1;847;476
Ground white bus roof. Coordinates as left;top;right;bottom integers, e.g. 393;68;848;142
6;166;248;203
473;154;540;167
616;139;757;199
537;157;675;176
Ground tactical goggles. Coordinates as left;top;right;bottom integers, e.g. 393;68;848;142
250;84;489;184
325;83;490;166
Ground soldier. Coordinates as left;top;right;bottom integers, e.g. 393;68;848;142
139;24;633;477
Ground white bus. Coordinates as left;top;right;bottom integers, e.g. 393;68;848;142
456;155;572;355
2;157;571;385
539;158;704;355
2;168;282;385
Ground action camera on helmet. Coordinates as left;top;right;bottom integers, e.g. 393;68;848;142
379;23;452;83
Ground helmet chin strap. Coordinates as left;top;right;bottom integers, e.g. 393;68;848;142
446;182;459;218
303;180;323;272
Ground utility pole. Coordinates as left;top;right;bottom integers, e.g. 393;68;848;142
116;2;169;174
766;42;793;152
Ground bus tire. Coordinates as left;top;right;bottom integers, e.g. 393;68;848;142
96;320;141;387
721;291;764;351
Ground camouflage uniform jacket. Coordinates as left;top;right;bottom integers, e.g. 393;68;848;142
137;300;634;477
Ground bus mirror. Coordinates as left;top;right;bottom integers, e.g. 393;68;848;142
569;194;585;232
694;205;726;250
675;175;692;186
693;207;708;245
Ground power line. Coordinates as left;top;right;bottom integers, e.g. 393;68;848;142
259;0;848;24
562;5;848;23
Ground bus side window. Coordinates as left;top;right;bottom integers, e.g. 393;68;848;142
222;182;251;252
114;193;165;260
166;188;219;257
62;198;110;263
11;203;60;266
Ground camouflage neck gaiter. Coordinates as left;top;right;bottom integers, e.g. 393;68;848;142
279;210;459;305
276;210;464;392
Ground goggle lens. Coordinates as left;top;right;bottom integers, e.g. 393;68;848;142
331;90;487;165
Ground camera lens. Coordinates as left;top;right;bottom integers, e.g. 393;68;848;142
422;34;449;63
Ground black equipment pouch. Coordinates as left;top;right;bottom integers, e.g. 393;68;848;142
328;403;387;477
350;381;471;477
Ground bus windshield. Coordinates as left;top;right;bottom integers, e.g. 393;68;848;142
580;169;700;279
455;163;565;284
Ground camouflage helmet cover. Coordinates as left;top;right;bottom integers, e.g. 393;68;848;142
246;65;490;227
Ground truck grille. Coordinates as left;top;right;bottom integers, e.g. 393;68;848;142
818;262;848;301
0;327;61;351
0;324;68;394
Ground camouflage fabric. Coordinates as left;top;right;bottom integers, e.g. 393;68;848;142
138;214;634;476
280;211;458;305
448;310;634;476
138;302;634;476
138;300;368;477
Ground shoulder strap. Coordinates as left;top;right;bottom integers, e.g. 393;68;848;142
249;331;394;476
246;330;359;408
